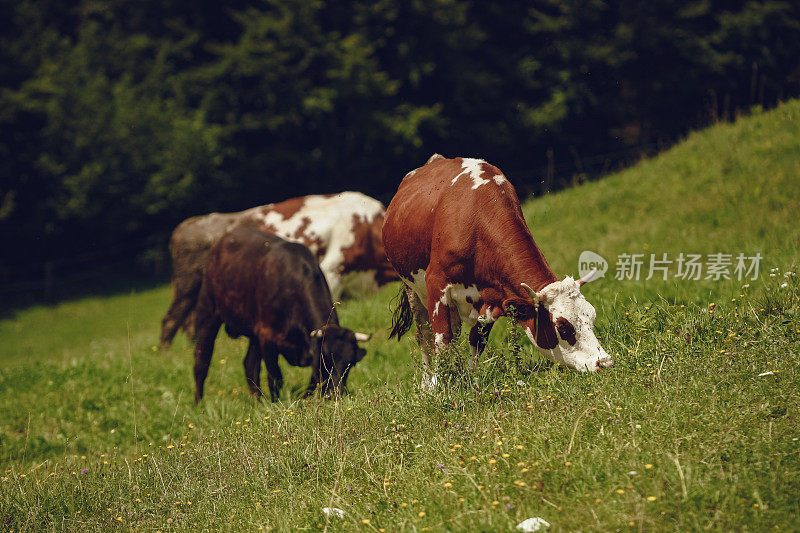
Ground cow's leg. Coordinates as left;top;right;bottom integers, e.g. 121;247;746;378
468;322;494;369
405;286;437;389
243;338;263;399
182;309;198;340
160;278;201;349
193;317;221;404
424;274;456;389
261;344;283;403
305;347;324;398
319;260;343;301
193;282;222;403
426;275;454;351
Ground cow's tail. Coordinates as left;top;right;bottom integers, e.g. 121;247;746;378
389;285;413;340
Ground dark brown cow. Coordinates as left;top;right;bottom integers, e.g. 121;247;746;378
160;191;397;349
193;226;369;403
383;154;612;388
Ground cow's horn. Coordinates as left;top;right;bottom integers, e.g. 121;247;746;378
577;268;598;287
426;153;445;164
520;282;545;304
310;329;324;338
354;332;371;342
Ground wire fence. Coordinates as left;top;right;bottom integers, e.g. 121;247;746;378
1;234;169;302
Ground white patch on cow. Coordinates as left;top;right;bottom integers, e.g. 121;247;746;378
256;192;384;299
447;284;481;326
451;158;491;189
434;283;453;317
404;275;483;334
493;174;507;185
528;277;613;372
479;306;496;323
434;332;445;346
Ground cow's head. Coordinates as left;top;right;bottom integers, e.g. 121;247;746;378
512;272;612;372
310;325;369;394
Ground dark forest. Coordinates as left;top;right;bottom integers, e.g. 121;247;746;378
1;0;798;289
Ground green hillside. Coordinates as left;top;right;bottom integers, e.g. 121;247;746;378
1;102;799;531
524;102;799;303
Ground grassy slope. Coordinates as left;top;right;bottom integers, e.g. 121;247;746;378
1;102;799;531
524;103;799;303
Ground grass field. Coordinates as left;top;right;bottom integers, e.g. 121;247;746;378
2;101;800;531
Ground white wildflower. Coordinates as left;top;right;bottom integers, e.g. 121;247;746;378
322;507;345;518
517;517;551;532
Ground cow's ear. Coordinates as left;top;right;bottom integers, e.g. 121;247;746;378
535;303;559;350
356;347;367;361
502;297;536;321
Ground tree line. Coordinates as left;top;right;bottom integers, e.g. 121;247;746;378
1;0;798;287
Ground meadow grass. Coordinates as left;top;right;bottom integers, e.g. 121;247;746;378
1;101;800;531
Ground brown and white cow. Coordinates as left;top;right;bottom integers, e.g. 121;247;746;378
160;191;397;349
383;154;612;387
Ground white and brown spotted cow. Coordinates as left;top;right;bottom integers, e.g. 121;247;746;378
383;154;612;388
160;192;397;349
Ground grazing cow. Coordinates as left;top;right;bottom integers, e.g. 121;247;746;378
383;154;612;387
192;226;369;403
160;191;397;349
